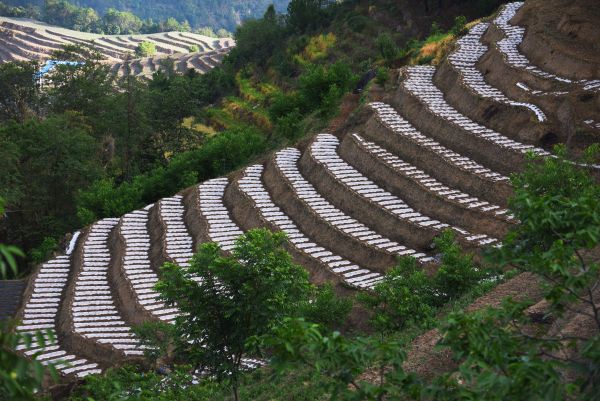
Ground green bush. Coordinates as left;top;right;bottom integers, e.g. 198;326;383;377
375;33;400;65
156;229;312;399
345;13;370;33
375;66;390;86
273;109;304;142
450;16;468;36
135;41;157;57
29;237;58;265
433;230;484;303
300;283;353;330
358;256;436;333
188;44;200;53
297;61;356;115
77;126;267;224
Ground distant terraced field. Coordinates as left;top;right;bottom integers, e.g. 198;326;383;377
7;0;600;382
0;17;234;79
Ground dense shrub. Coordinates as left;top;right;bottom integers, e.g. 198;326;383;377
297;61;356;116
376;33;400;65
375;66;390;86
29;237;59;265
157;229;312;399
135;41;157;57
300;283;353;330
358;257;436;333
433;230;484;303
77;126;267;224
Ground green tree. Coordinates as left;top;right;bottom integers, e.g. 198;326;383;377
47;44;113;118
262;318;421;401
102;8;143;34
44;0;77;28
0;113;101;253
156;229;312;401
358;256;436;333
135;41;157;57
375;33;400;66
287;0;330;33
230;9;286;69
300;283;353;331
0;61;40;123
71;6;100;32
433;230;485;303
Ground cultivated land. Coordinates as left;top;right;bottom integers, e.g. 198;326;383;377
7;0;600;382
0;16;234;79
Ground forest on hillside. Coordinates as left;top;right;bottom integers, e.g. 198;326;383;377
0;0;291;31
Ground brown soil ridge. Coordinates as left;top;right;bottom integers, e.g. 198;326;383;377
360;110;513;207
340;132;513;240
513;0;600;81
402;272;544;380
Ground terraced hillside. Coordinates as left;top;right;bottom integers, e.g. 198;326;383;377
0;16;234;78
11;1;600;380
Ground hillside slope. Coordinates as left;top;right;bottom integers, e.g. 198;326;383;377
12;0;600;382
2;0;291;31
0;16;234;78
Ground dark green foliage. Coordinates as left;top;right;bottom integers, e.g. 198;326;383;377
29;237;58;265
101;6;143;34
375;33;400;66
296;61;357;117
156;229;312;399
76;178;144;226
0;61;40;123
229;8;286;69
359;231;488;334
300;283;353;330
0;114;101;254
0;1;41;19
44;0;102;32
0;322;58;400
69;365;198;401
450;15;468;36
77;125;267;223
433;230;485;303
272;109;304;142
46;46;113;117
263;318;421;401
359;257;436;333
69;364;330;401
286;0;332;33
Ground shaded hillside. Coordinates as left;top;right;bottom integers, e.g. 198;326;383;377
2;0;292;30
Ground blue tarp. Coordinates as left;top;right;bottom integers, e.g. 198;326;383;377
35;60;83;78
